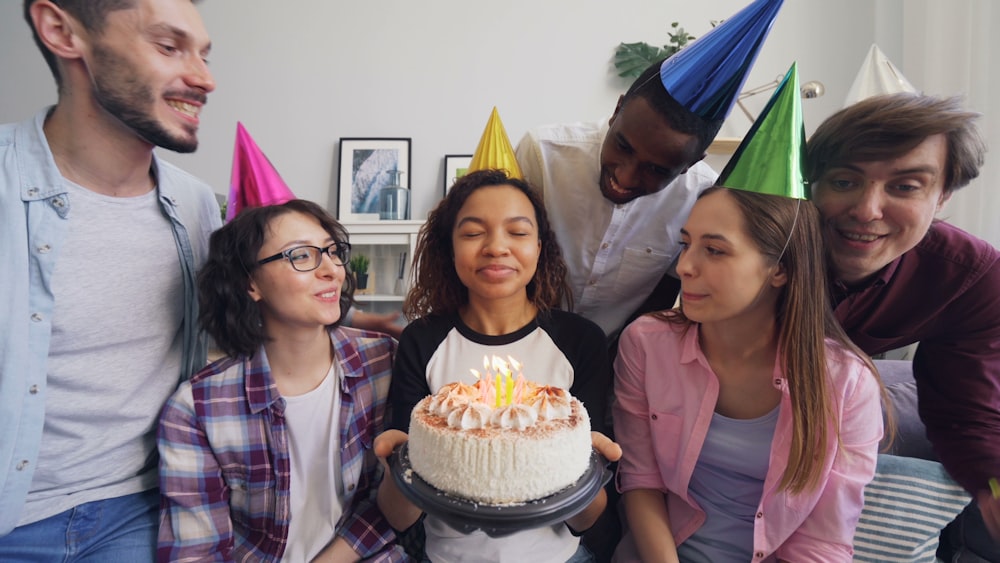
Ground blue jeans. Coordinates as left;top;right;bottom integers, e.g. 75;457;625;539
419;543;593;563
566;543;595;563
938;499;1000;562
0;489;158;562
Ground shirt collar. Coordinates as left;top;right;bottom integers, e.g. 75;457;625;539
18;107;66;202
832;254;901;294
244;346;281;414
680;321;786;388
242;327;364;413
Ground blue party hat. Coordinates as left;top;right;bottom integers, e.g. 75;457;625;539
659;0;783;122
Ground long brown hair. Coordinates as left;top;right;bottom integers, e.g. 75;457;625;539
656;187;890;493
403;169;570;320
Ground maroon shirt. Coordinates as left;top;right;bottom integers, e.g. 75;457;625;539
831;221;1000;494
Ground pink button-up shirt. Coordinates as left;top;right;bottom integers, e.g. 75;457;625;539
612;317;883;562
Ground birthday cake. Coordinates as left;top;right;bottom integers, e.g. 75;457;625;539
407;362;592;505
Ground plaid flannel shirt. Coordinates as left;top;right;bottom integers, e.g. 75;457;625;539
157;327;406;562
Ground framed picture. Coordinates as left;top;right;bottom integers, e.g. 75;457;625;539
337;138;411;221
443;154;473;195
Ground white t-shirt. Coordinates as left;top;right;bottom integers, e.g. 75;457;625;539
282;363;344;562
25;182;181;524
515;120;717;339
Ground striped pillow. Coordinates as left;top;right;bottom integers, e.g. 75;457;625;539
853;454;970;562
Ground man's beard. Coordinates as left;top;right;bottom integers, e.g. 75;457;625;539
90;44;202;154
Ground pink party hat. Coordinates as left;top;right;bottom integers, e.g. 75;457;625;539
226;122;296;221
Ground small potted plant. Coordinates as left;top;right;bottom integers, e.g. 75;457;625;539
349;253;371;290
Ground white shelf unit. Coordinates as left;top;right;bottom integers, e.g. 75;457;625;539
342;220;423;315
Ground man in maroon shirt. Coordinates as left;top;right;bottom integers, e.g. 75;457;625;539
807;93;1000;561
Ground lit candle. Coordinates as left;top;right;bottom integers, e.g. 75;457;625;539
510;356;522;379
505;373;514;405
495;373;502;408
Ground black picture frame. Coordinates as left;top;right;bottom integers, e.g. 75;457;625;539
337;137;411;221
442;154;473;196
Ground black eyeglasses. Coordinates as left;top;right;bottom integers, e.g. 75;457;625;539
257;242;351;272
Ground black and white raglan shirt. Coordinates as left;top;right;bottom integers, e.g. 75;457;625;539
387;309;610;562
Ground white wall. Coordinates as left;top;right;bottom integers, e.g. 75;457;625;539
0;0;896;222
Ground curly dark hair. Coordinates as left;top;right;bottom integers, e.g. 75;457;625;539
197;199;355;358
403;169;571;320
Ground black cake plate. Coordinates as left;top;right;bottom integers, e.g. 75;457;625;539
388;442;612;538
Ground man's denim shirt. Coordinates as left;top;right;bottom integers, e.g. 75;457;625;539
0;108;220;535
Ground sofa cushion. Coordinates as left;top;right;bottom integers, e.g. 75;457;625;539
874;360;938;461
853;454;970;562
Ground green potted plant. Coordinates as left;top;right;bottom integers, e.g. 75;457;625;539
613;21;718;80
349;253;370;290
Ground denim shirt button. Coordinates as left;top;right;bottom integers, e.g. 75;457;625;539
16;460;29;471
29;385;39;395
37;244;51;254
27;187;39;197
30;313;43;322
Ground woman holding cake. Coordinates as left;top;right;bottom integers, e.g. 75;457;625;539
375;169;621;563
611;69;888;563
157;200;405;562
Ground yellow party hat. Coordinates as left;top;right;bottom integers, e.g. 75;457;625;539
468;107;523;179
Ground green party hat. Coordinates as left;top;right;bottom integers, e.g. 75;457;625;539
717;62;806;199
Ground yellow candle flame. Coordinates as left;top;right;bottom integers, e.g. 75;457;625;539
509;356;521;374
491;355;507;374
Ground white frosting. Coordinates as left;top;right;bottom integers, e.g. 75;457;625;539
446;402;493;430
490;404;538;430
408;384;592;505
428;382;475;415
527;390;572;421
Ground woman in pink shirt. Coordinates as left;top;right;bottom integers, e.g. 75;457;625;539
612;186;888;562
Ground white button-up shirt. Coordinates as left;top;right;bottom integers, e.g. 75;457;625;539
516;120;717;338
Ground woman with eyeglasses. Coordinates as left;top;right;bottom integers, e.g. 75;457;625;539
157;199;406;562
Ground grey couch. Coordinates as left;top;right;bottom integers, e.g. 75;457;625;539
875;359;937;461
